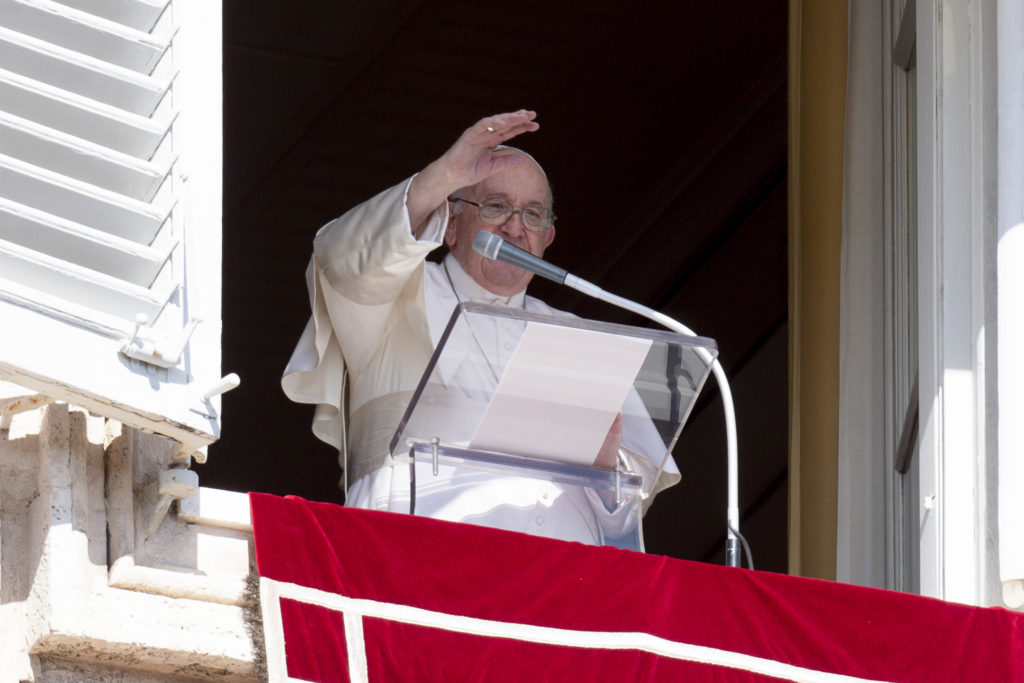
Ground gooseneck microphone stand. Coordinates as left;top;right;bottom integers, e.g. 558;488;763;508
473;232;743;568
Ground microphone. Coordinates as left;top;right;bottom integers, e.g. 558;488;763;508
472;228;743;567
472;231;568;285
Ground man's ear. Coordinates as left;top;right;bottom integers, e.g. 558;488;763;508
444;216;457;248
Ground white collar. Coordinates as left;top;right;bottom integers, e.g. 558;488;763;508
442;253;526;308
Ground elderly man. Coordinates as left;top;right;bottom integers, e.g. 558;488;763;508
283;110;678;545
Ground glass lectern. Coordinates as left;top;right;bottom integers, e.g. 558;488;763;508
390;302;717;551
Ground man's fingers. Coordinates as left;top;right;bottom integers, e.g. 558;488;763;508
437;110;540;192
483;109;536;130
410;110;542;226
474;110;538;144
499;121;540;143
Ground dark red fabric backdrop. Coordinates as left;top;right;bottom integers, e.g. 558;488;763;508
251;493;1024;682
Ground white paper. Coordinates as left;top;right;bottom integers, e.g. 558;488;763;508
469;322;653;466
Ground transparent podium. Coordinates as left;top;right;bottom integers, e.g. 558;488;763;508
390;302;717;551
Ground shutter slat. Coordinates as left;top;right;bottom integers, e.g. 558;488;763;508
0;109;169;200
0;24;171;115
0;0;169;74
0;152;170;244
0;67;169;158
58;0;169;33
0;197;169;286
0;0;174;329
0;237;167;321
0;0;223;450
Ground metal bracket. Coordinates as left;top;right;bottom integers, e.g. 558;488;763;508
147;468;199;537
120;314;202;369
189;373;241;420
203;373;240;402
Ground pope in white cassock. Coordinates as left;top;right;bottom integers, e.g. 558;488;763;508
282;110;680;546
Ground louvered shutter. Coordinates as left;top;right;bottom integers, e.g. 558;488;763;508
0;0;225;455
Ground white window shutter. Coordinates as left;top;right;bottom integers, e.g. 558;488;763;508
0;0;226;456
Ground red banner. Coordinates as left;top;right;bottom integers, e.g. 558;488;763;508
251;493;1024;682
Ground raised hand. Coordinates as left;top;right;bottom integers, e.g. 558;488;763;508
407;110;539;235
435;110;540;190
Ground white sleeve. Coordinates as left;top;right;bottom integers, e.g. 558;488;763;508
282;175;448;449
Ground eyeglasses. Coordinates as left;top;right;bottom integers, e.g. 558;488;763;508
448;195;555;233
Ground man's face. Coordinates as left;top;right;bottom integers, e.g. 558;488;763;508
445;154;555;297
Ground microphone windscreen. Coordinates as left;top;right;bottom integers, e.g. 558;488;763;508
472;231;503;260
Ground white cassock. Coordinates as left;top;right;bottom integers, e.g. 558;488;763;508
282;176;680;546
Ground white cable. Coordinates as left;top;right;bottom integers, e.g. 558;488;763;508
566;275;741;567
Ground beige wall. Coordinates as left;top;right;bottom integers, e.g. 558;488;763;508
788;0;847;580
0;389;259;680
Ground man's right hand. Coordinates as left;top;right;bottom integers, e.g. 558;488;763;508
407;110;540;236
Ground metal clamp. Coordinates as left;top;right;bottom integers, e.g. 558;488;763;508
430;437;440;476
120;314;202;369
147;468;199;537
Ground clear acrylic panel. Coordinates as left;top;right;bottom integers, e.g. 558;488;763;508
391;302;717;501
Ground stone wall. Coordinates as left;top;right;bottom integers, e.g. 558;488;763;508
0;391;260;682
